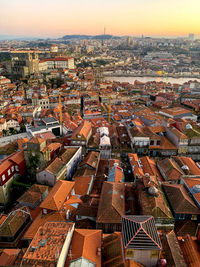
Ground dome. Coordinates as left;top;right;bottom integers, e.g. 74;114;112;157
148;186;158;196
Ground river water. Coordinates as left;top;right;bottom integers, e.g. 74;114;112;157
105;76;200;84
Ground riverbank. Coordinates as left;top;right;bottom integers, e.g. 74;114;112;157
105;76;200;84
104;73;200;79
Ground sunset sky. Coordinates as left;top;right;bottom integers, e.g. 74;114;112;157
1;0;200;37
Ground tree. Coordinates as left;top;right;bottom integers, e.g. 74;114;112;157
26;153;40;183
20;125;26;133
2;129;9;137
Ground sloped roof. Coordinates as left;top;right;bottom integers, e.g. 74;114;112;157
17;184;49;205
161;231;187;267
28;136;45;144
158;158;184;181
66;229;102;267
162;183;200;214
128;153;144;178
178;234;200;267
80;151;100;169
97;182;125;224
45;157;65;175
40;180;74;211
139;179;172;219
0;249;21;266
140;156;163;181
0;208;30;238
23;211;65;240
173;156;200;176
122;215;162;250
129;126;149;138
59;147;78;164
71;120;91;140
23;222;74;266
74;176;92;196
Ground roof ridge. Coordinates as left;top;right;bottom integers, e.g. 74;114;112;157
124;225;142;249
141;226;162;249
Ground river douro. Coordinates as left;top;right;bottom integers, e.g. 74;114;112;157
105;76;200;84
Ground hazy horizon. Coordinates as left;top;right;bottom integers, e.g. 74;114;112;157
1;0;200;38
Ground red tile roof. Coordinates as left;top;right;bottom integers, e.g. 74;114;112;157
163;183;200;214
23;222;74;266
40;180;74;211
65;229;102;267
97;182;125;224
178;235;200;267
0;249;21;266
23;211;65;240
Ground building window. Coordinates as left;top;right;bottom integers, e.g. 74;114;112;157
150;140;154;145
15;166;19;171
11;166;14;172
8;169;11;176
4;184;6;188
43;209;47;214
2;175;5;181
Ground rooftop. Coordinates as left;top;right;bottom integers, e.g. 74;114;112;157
162;183;200;215
97;182;125;224
65;229;102;267
122;215;162;250
40;180;74;211
59;147;78;164
22;222;74;266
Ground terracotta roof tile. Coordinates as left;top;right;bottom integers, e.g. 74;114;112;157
71;120;92;139
80;151;100;169
0;208;30;238
23;211;66;240
178;235;200;267
0;249;21;266
23;222;74;266
74;176;92;196
65;229;102;267
97;182;125;224
163;183;200;214
40;180;74;211
45;157;65;175
158;158;184;181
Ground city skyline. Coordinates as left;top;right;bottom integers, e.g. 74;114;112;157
1;0;200;38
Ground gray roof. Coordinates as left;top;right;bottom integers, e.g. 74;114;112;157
42;117;59;124
122;215;162;250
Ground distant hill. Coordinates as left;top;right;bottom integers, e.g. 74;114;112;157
0;35;38;41
62;35;92;40
62;34;120;40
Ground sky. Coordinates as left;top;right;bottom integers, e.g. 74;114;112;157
1;0;200;38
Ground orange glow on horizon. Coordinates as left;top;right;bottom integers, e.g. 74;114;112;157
1;0;200;37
